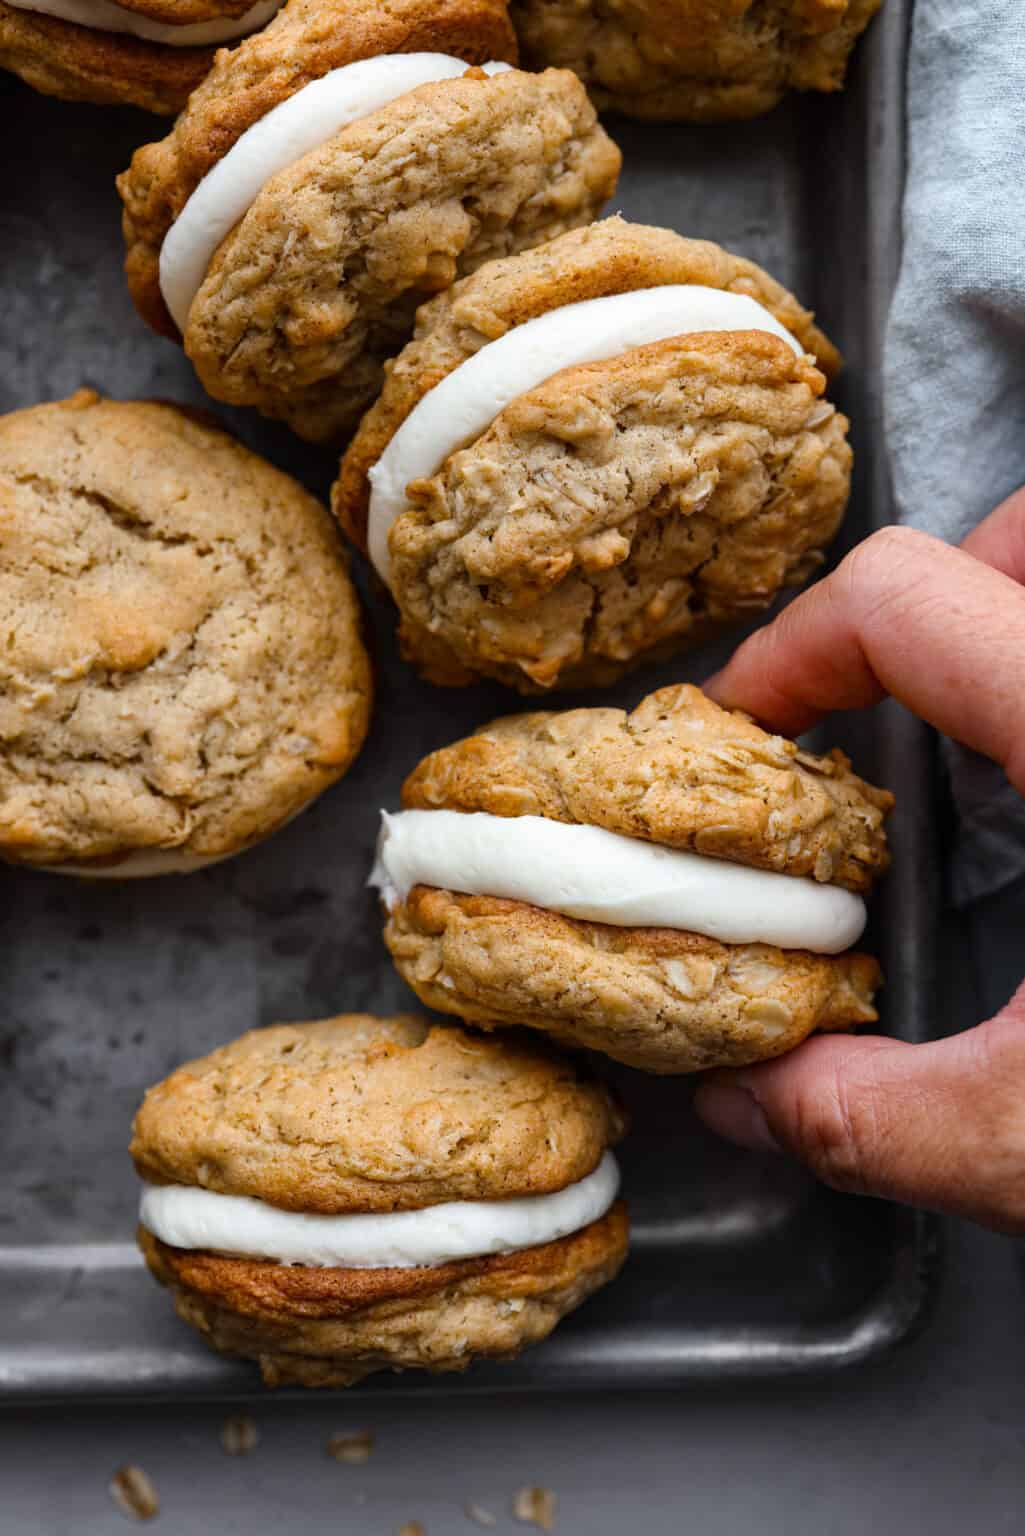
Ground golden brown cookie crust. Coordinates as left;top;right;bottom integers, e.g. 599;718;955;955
140;1204;628;1387
0;0;214;112
0;390;370;869
334;216;840;549
386;888;881;1074
177;67;619;442
386;329;850;691
402;684;893;893
508;0;882;121
132;1014;624;1212
119;0;520;339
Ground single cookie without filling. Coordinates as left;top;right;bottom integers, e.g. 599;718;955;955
334;218;850;692
0;390;371;875
508;0;883;121
132;1013;628;1387
372;684;893;1073
119;0;620;441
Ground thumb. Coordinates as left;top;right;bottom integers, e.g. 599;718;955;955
693;982;1025;1234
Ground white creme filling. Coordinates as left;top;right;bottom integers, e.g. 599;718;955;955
366;285;805;588
371;810;866;954
159;53;512;334
5;0;282;47
139;1151;620;1269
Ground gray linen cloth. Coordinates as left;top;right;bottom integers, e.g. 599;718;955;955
884;0;1025;905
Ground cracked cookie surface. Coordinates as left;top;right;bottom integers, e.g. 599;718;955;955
508;0;882;121
132;1013;624;1211
0;390;370;869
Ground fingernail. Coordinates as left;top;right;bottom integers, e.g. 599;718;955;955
694;1080;781;1154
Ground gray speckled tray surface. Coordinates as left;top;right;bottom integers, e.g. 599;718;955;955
0;0;938;1401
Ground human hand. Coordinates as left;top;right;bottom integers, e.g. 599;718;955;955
694;490;1025;1234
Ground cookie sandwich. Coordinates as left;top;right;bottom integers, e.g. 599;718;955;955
0;0;290;113
133;1013;628;1388
508;0;882;121
0;390;370;875
334;218;850;692
119;0;620;441
373;684;893;1074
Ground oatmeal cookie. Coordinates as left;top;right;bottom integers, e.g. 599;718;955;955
132;1013;624;1211
402;683;892;892
140;1205;627;1388
375;685;892;1072
386;888;881;1074
133;1013;627;1387
334;218;848;691
509;0;882;121
0;1;215;112
119;25;619;442
119;0;519;332
0;389;370;873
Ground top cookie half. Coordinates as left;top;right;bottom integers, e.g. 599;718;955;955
401;683;892;894
0;391;371;872
132;1012;625;1213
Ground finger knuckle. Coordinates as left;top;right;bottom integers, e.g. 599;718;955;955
840;526;957;644
965;1022;1025;1231
791;1059;880;1196
839;525;926;601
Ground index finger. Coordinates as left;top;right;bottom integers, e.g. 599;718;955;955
704;525;1025;793
960;486;1025;580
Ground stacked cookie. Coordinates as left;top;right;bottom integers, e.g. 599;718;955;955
118;0;620;438
0;0;893;1391
373;684;892;1073
132;1014;627;1387
335;217;850;690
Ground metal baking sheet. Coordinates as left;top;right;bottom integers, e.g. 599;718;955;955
0;0;938;1401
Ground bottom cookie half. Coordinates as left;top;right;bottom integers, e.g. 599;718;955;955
385;887;881;1074
139;1204;628;1388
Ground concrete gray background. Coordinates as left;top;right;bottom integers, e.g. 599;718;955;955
4;880;1024;1534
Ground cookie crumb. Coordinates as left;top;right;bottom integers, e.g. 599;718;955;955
220;1415;259;1456
466;1504;498;1527
326;1430;375;1464
109;1465;160;1522
513;1486;556;1530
